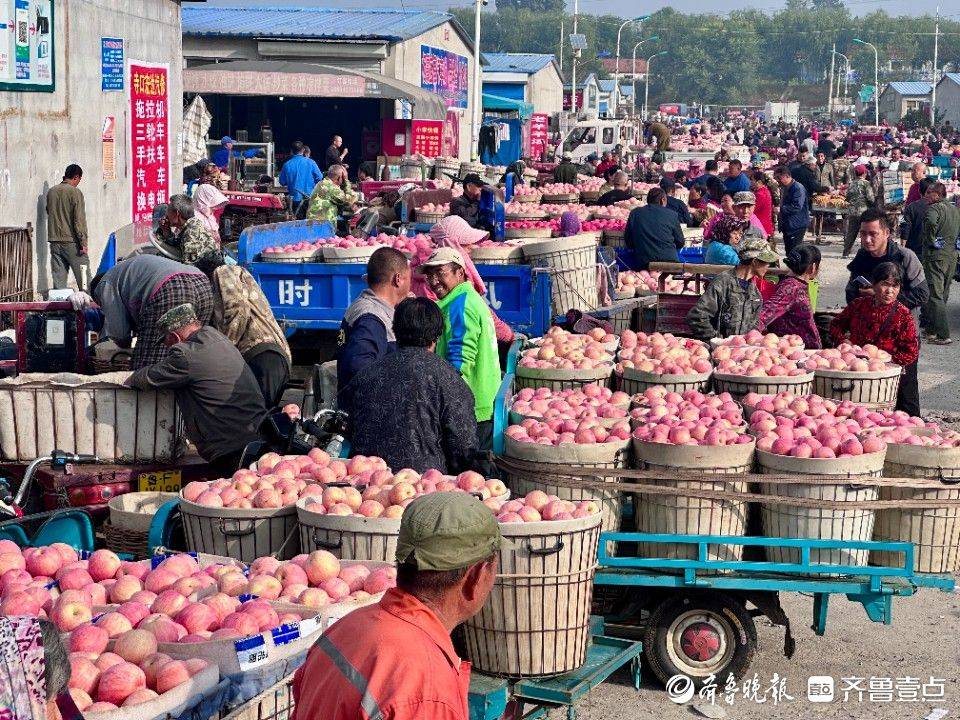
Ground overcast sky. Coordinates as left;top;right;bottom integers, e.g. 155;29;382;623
203;0;947;17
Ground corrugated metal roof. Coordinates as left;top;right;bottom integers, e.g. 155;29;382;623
482;53;556;75
886;81;931;96
182;6;456;43
941;73;960;86
598;79;634;95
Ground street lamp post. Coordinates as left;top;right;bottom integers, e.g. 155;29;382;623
614;16;648;117
852;38;879;126
631;36;658;115
644;51;667;120
471;0;483;160
833;51;849;116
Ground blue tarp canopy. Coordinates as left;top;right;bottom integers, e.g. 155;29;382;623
482;93;534;119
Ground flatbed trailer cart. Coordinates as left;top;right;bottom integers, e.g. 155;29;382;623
492;354;956;686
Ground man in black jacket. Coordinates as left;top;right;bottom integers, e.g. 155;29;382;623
899;177;934;255
790;156;827;208
596;171;633;206
624;187;684;270
341;297;487;475
660;178;692;227
449;174;486;228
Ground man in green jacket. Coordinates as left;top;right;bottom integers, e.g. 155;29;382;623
419;248;501;450
45;164;89;289
920;182;960;345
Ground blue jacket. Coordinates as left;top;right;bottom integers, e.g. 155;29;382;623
336;290;397;395
723;173;750;193
624;204;685;270
666;196;692;227
279;155;323;202
778;180;810;233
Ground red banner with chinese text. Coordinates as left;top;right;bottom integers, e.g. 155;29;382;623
528;114;550;161
443;111;460;159
411;120;443;158
129;62;170;223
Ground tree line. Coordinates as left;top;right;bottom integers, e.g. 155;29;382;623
451;0;960;107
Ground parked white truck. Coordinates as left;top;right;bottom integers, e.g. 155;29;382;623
763;101;800;125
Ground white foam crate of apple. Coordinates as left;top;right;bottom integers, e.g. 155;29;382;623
0;542;400;711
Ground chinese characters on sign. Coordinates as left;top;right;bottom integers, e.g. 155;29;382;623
129;62;170;224
528;113;549;161
0;0;54;91
101;116;116;180
420;45;468;109
411;120;443;158
100;37;123;91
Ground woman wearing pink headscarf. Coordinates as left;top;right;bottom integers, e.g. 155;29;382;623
411;215;515;344
193;184;229;242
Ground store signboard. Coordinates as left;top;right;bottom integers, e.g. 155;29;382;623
101;37;123;91
129;61;170;223
411;120;442;157
420;45;468;109
0;0;54;92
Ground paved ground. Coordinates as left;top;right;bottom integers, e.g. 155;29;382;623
550;236;960;719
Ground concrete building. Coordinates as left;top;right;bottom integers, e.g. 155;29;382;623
481;53;563;117
877;82;930;123
597;79;635;117
934;74;960;127
181;6;477;161
0;0;185;294
564;73;600;117
600;58;647;80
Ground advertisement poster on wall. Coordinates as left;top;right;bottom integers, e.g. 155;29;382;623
101;37;123;91
420;45;468;109
443;111;460;159
0;0;54;92
129;61;170;224
528;113;550;161
411;120;443;157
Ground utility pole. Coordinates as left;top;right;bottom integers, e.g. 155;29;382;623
828;43;836;119
570;0;579;114
559;19;563;71
931;5;940;127
470;0;482;160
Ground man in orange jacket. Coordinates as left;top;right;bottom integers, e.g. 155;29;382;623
291;493;503;720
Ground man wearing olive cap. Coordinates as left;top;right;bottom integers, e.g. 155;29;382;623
292;492;502;720
126;303;266;474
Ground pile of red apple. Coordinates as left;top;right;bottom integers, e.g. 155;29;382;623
68;638;211;712
630;388;750;446
577;178;605;192
803;343;893;372
615;197;646;209
504;201;547;216
715;330;806;351
518;328;615;371
712;344;809;377
300;469;508;519
512;185;541;199
742;392;931;432
617;332;712;375
582;219;625;232
540;183;579;195
417;202;450;214
538;203;592;220
504;417;631;446
505;220;553;230
510;384;630;423
593;206;632;220
494;492;600;523
863;426;960;448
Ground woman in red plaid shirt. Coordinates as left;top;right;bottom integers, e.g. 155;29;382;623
829;262;920;413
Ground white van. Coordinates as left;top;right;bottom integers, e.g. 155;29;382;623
554;119;639;162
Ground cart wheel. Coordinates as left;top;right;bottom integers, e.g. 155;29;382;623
643;593;756;687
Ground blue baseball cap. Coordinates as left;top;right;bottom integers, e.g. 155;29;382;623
221;136;235;145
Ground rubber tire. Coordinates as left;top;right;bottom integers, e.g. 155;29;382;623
643;592;757;688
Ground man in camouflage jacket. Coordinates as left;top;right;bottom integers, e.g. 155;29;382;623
165;194;219;265
306;165;357;226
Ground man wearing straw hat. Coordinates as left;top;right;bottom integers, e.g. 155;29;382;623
292;492;502;720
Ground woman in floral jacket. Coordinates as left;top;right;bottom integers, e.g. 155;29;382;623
755;244;822;348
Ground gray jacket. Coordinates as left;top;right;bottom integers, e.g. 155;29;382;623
687;269;763;340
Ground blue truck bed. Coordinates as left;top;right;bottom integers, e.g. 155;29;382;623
239;220;554;337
